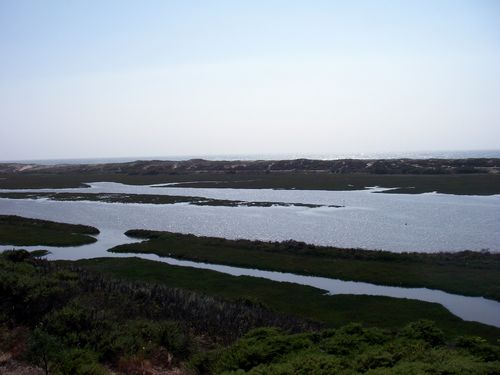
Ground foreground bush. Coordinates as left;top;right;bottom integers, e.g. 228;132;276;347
193;323;500;374
1;250;499;374
0;250;313;373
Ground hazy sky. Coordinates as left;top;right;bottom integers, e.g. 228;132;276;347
1;0;500;160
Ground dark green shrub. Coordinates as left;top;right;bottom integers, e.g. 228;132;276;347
456;336;500;362
26;328;62;375
214;328;313;373
400;320;445;346
56;348;108;375
43;304;109;348
2;249;32;262
319;324;385;355
157;321;192;360
356;348;396;371
187;349;221;375
0;261;75;325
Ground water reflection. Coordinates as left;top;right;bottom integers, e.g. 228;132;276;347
1;183;499;327
0;182;499;252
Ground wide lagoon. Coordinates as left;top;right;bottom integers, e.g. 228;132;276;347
1;182;499;252
1;182;500;327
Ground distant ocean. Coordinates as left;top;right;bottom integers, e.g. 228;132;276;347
3;150;500;165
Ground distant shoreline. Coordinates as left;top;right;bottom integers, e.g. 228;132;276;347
1;157;500;194
1;156;499;174
2;149;500;165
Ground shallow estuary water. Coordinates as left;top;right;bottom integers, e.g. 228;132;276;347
1;182;499;252
1;182;499;327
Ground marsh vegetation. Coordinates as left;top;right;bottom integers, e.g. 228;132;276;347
111;230;500;302
2;161;500;195
0;215;99;247
0;192;339;208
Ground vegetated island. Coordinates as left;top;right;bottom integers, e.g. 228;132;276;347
0;221;494;339
0;192;341;208
110;230;500;302
1;157;500;194
0;215;99;247
1;250;499;374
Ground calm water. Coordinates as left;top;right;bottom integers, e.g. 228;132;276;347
1;182;500;327
1;182;499;252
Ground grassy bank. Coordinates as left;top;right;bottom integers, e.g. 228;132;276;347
110;230;500;302
164;172;500;195
0;215;99;247
0;191;338;208
1;171;500;194
74;257;500;342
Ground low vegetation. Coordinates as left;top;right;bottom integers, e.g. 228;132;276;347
1;169;500;195
74;257;500;342
198;323;500;374
110;230;500;301
159;172;500;195
0;250;313;374
1;251;499;374
0;192;339;208
0;215;99;247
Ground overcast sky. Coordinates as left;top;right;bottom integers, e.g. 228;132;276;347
1;0;500;161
